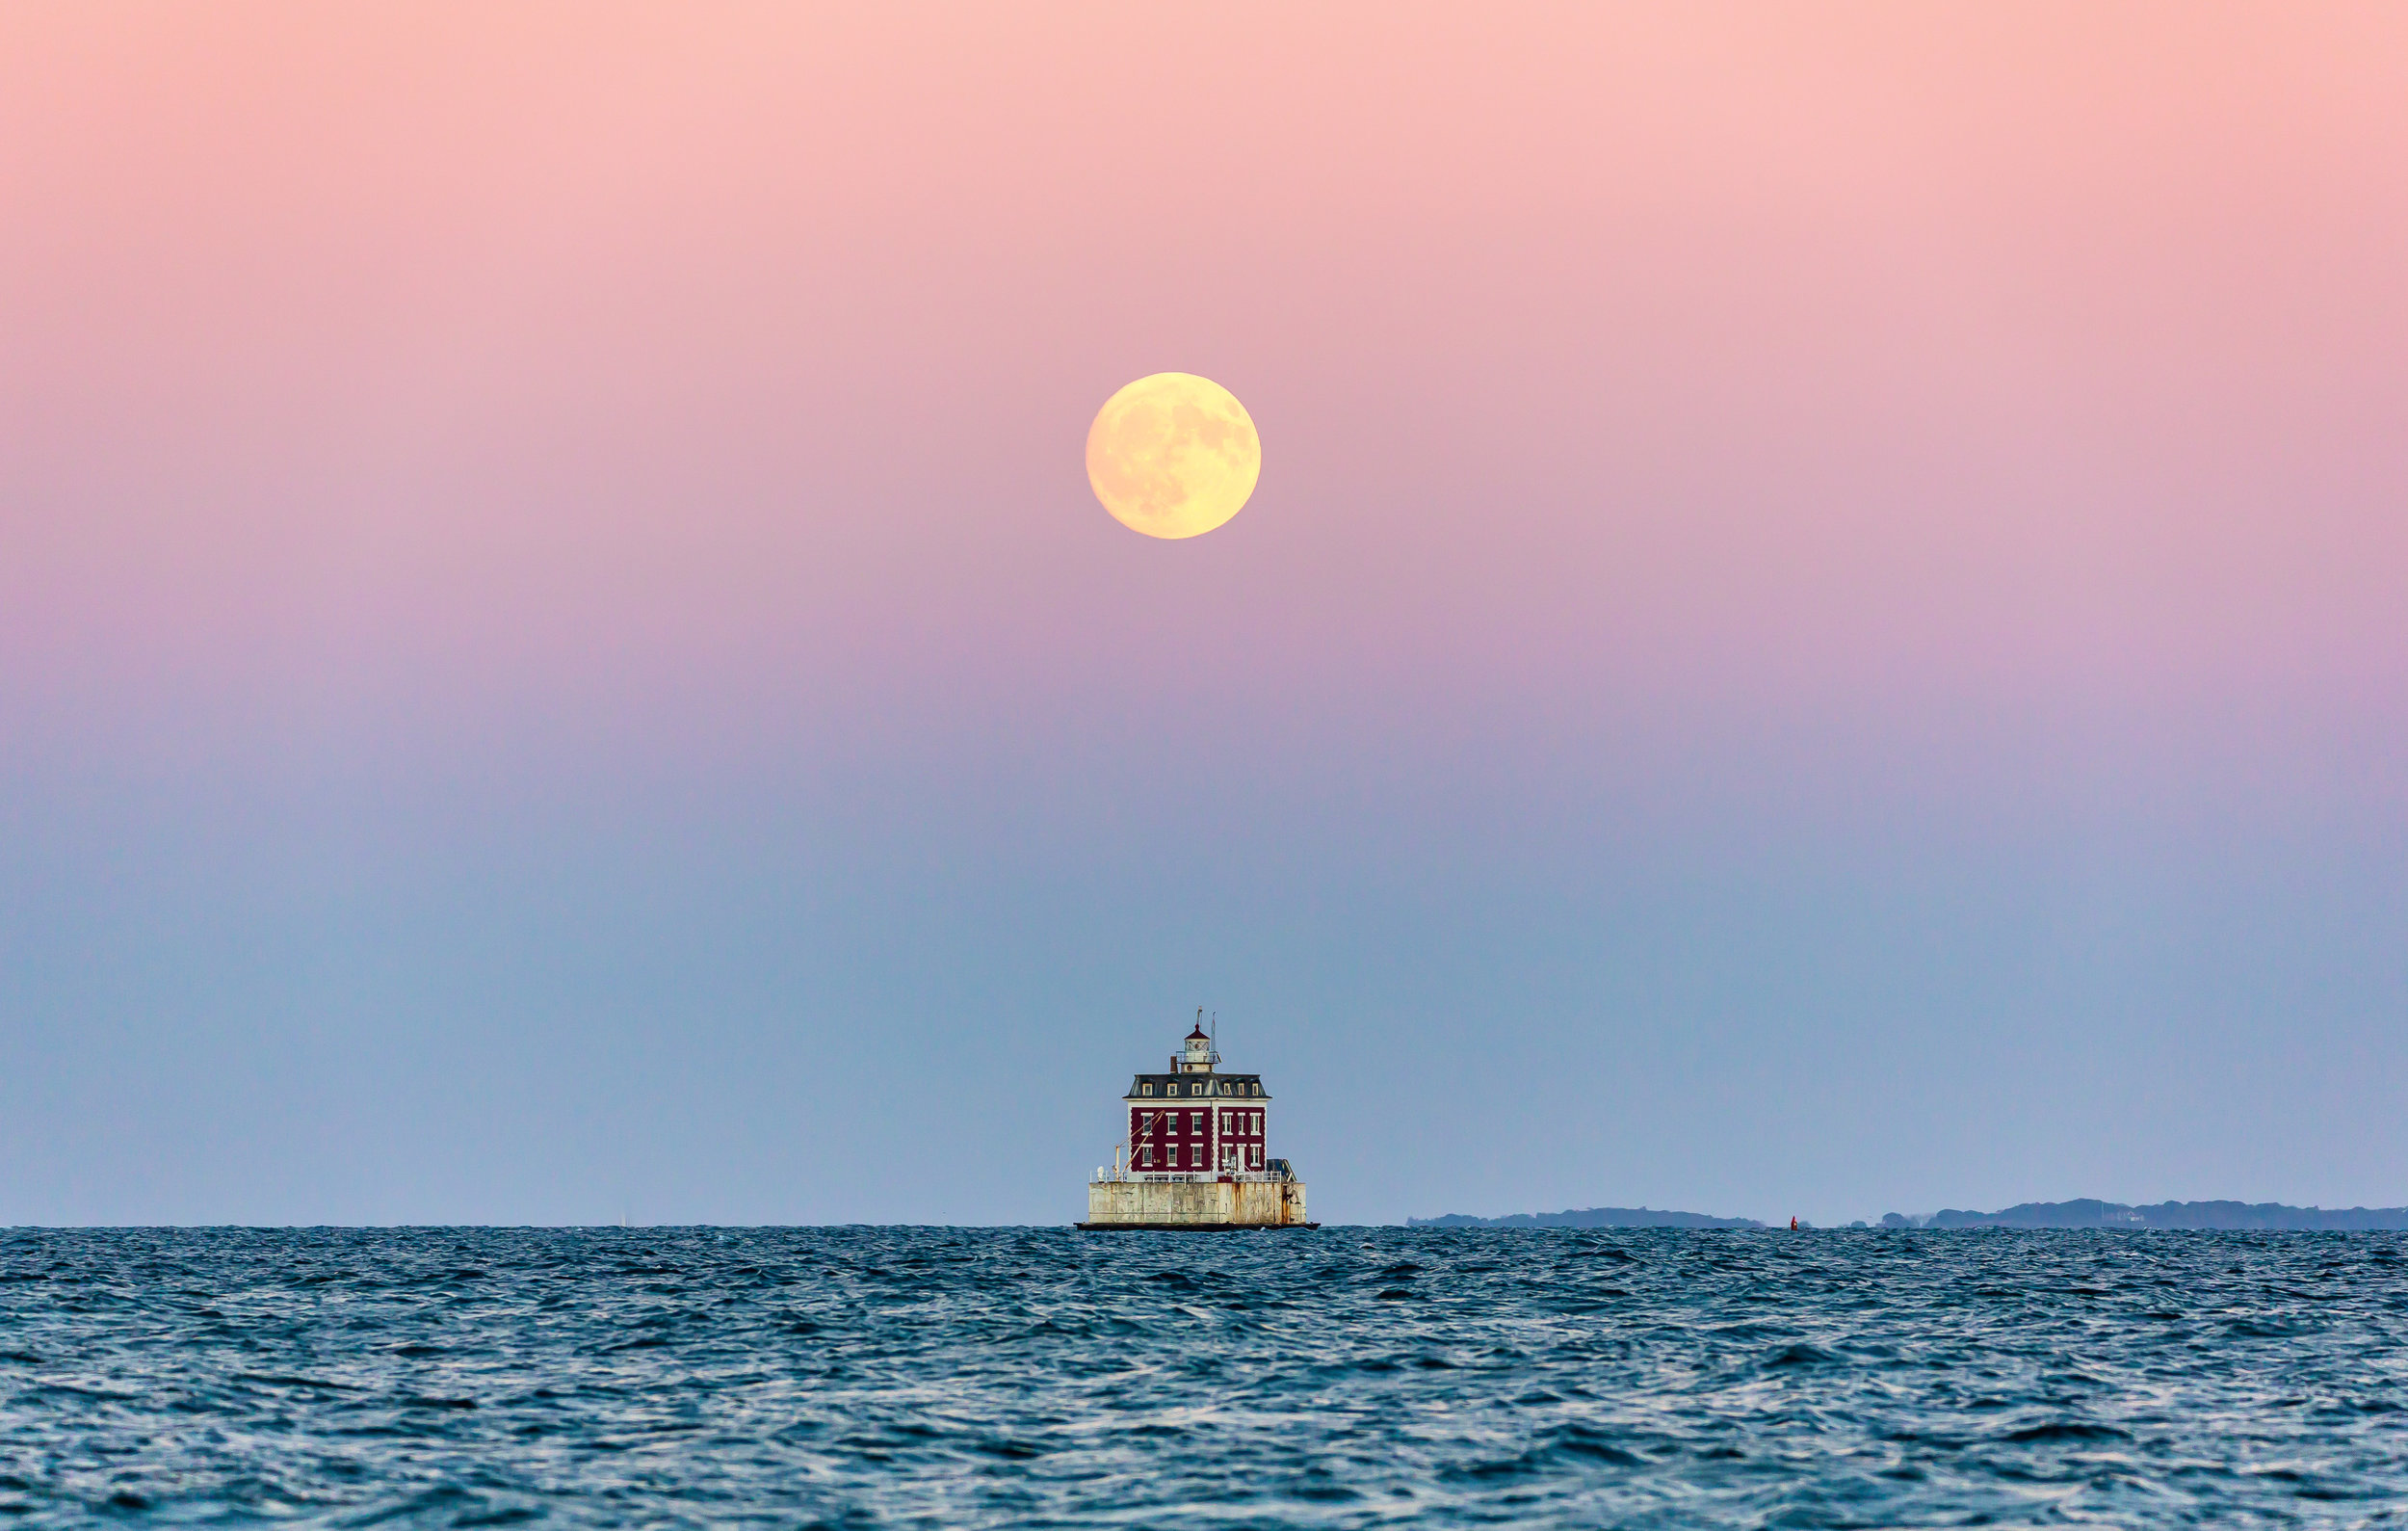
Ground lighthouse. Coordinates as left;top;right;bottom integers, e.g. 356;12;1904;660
1080;1016;1315;1230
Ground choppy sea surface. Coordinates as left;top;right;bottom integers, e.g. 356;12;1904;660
5;1227;2407;1527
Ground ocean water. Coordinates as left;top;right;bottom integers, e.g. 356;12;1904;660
4;1227;2406;1527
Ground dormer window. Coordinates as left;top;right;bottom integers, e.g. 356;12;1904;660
1140;1083;1152;1096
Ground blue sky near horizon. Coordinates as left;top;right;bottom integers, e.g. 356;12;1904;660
4;4;2405;1227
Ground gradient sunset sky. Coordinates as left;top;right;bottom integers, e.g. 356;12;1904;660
4;3;2404;1226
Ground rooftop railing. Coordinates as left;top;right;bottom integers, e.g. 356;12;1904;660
1090;1169;1294;1185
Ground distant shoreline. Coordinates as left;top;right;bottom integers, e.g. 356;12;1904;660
1407;1207;1764;1229
1408;1200;2408;1231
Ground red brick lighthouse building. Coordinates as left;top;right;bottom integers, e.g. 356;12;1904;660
1081;1016;1313;1229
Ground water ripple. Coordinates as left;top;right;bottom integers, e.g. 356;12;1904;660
3;1227;2407;1525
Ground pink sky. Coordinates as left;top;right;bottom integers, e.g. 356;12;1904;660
7;3;2403;744
3;4;2405;1223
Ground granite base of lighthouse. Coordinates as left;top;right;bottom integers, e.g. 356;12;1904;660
1080;1178;1315;1230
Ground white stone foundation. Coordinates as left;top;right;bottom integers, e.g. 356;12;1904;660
1085;1178;1310;1227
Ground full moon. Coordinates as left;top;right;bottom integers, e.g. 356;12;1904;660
1086;373;1261;540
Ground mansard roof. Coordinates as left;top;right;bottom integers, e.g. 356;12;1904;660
1126;1072;1268;1099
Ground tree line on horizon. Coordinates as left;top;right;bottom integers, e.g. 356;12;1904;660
1407;1200;2408;1231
